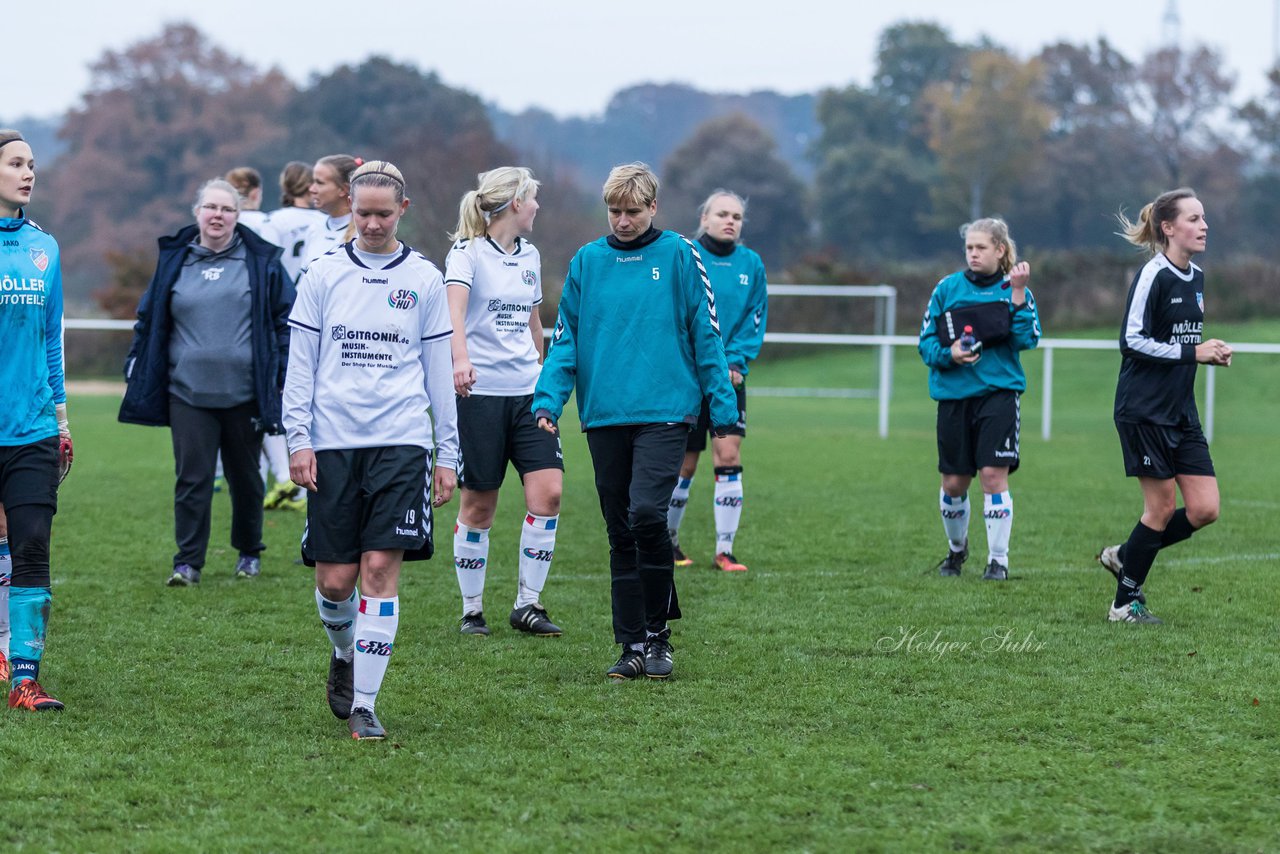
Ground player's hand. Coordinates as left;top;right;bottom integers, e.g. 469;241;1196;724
1195;339;1232;367
1008;261;1031;300
453;359;477;397
432;466;457;507
950;339;981;366
58;432;74;485
729;368;743;388
537;416;558;435
290;449;318;492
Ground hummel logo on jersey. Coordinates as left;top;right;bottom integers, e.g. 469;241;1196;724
387;289;418;310
202;266;225;281
362;276;389;285
29;247;48;272
356;639;393;656
615;255;643;263
522;269;537;286
503;260;518;267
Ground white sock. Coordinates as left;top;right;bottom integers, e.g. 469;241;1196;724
353;596;399;712
713;467;743;555
984;491;1013;565
667;476;693;545
516;513;557;608
316;587;357;660
262;434;291;485
0;537;10;654
454;523;490;616
940;490;969;552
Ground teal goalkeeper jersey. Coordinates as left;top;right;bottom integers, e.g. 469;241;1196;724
533;229;737;430
0;212;65;445
917;270;1041;402
700;239;768;376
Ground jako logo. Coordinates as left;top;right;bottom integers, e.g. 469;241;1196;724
356;639;393;656
455;557;486;570
522;548;554;562
985;509;1011;520
522;269;537;286
715;496;744;508
388;289;418;310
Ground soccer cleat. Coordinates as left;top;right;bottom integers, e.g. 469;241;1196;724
348;706;386;740
327;652;354;720
982;560;1008;581
263;481;300;510
0;650;9;683
1097;545;1123;581
672;545;694;567
606;648;646;680
509;604;562;636
234;555;261;579
644;634;674;679
1109;600;1164;625
1097;546;1145;603
8;680;64;711
279;495;307;512
937;542;968;577
460;612;491;636
167;564;200;586
713;552;747;572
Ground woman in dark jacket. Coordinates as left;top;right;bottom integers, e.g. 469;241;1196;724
120;178;293;586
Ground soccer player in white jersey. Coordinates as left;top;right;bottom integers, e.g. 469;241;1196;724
225;167;283;248
446;167;564;638
268;161;325;283
297;154;357;273
284;160;458;741
263;162;324;511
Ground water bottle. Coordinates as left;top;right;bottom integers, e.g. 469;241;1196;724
959;325;976;353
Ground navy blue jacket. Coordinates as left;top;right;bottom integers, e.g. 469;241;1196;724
119;224;294;431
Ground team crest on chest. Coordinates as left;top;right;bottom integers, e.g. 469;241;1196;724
29;247;48;272
1196;292;1204;312
388;289;418;310
522;269;537;287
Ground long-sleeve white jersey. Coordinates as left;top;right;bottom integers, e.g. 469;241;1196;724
283;241;458;467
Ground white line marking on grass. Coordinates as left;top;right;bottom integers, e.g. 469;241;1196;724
1158;553;1280;567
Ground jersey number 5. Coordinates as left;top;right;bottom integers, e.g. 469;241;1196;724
652;268;661;280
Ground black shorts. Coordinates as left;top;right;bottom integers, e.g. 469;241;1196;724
1115;421;1215;479
0;437;59;511
936;390;1021;475
302;445;432;564
457;394;563;490
687;385;748;452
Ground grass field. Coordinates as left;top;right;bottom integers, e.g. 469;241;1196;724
2;323;1278;852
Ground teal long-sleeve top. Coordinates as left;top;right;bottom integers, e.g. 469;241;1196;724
533;228;737;430
918;269;1040;402
1;212;65;445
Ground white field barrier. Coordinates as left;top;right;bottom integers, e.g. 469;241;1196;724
65;316;1280;442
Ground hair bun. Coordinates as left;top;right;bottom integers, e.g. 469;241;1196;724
354;157;364;166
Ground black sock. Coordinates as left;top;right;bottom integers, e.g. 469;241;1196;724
1114;522;1163;608
1118;509;1196;566
1159;508;1195;549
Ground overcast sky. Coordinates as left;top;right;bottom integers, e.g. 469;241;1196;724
8;0;1277;120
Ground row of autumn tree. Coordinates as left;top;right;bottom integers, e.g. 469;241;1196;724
16;21;1280;318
